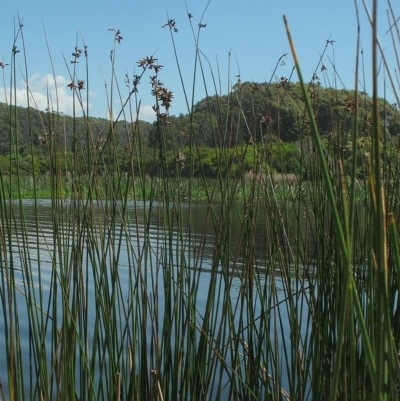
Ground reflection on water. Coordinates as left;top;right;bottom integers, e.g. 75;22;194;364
0;198;310;399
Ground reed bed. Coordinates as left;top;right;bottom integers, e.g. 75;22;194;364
1;2;400;400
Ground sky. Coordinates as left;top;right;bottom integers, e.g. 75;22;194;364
0;0;398;122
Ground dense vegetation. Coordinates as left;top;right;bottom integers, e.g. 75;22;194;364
1;80;399;182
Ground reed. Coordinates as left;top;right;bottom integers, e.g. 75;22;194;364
0;2;400;400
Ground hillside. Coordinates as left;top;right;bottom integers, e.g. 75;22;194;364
0;102;153;156
0;81;399;177
151;81;400;150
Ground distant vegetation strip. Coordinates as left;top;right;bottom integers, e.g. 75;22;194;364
0;81;398;180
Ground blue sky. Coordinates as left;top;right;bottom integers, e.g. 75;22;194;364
0;1;398;122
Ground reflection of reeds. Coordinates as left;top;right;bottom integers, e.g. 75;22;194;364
0;2;400;400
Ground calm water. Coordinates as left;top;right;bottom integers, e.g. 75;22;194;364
0;199;310;399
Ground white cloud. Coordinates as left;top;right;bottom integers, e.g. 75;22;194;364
0;72;90;116
137;104;156;123
0;72;158;123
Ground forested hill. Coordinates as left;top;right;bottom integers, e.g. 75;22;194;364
0;80;399;157
0;102;153;156
151;80;400;150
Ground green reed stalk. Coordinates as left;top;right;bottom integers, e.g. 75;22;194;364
284;14;366;401
284;5;400;398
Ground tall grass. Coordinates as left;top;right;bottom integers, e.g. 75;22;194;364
1;2;400;400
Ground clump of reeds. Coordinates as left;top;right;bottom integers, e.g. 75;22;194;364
0;2;399;400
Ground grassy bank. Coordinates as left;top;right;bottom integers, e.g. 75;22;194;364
1;2;400;400
0;173;317;202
